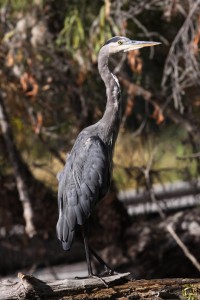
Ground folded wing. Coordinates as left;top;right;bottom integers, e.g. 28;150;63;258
56;136;110;250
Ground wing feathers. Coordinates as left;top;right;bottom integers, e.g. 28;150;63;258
79;195;90;217
66;206;77;229
81;182;91;198
56;135;110;250
74;205;85;225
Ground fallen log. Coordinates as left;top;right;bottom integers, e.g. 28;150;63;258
0;272;200;299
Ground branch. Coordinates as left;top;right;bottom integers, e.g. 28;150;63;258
0;94;36;237
164;105;200;141
166;223;200;272
1;272;200;300
119;77;200;141
22;98;66;166
0;272;129;300
161;0;200;111
144;161;200;273
177;152;200;160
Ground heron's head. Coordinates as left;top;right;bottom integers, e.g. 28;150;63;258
104;36;160;55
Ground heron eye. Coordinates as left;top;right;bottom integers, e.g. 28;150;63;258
118;41;123;45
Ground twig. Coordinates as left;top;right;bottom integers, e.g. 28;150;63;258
166;223;200;272
177;152;200;160
143;151;200;274
161;0;200;111
0;94;36;237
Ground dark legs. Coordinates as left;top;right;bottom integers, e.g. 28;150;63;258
81;226;93;276
88;246;115;275
81;226;115;277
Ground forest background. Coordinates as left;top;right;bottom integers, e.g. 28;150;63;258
0;0;200;280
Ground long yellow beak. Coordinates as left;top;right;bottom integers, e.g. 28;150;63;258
123;40;161;52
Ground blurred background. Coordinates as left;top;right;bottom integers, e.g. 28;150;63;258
0;0;200;280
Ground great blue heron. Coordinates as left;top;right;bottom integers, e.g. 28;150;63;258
56;36;160;276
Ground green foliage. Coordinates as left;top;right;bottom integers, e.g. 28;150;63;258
182;284;199;300
12;117;24;132
56;8;85;52
56;2;118;59
0;0;199;192
0;0;35;10
113;125;199;190
91;5;116;55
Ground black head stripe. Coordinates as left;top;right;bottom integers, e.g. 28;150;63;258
104;36;122;45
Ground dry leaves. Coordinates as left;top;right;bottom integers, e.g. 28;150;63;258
33;112;43;134
150;104;164;124
20;72;39;97
127;50;143;74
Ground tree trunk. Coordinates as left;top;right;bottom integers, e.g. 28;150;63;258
0;94;36;237
0;272;200;299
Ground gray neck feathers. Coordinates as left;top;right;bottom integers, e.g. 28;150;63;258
97;47;122;145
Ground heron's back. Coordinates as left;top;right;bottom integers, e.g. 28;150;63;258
56;131;110;250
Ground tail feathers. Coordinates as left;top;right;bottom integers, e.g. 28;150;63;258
56;216;74;251
62;237;73;251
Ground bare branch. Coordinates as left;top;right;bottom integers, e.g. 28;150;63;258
166;222;200;272
143;159;200;273
0;94;36;237
161;0;200;111
177;152;200;160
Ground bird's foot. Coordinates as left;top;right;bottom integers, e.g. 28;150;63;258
75;274;109;287
88;274;109;287
99;268;118;277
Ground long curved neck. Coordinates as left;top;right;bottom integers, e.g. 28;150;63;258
98;47;121;145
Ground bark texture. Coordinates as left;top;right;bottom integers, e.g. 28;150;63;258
0;273;200;300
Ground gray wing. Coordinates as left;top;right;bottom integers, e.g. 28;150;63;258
56;136;110;250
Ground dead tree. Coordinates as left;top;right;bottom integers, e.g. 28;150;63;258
0;93;36;237
0;272;200;300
